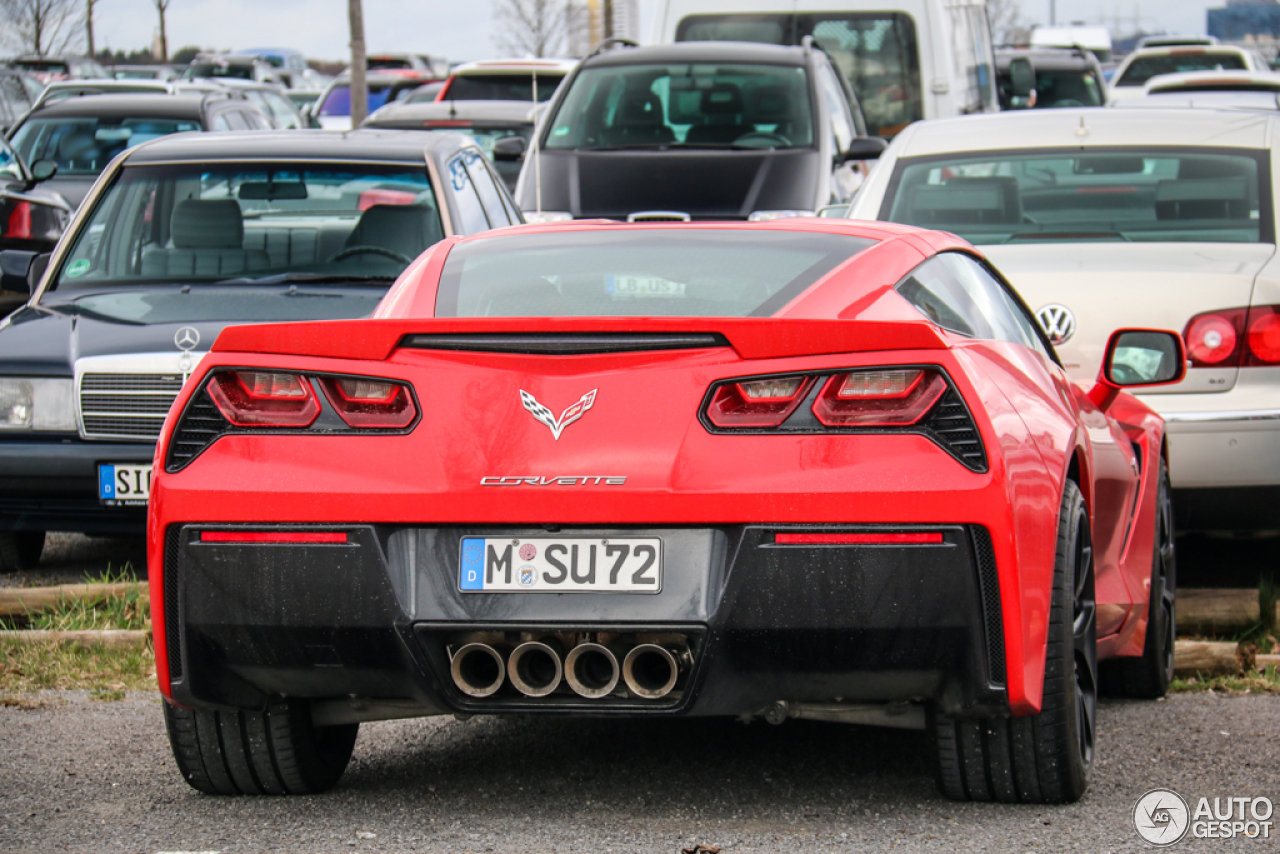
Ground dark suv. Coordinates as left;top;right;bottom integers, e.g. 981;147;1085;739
515;41;880;222
8;93;276;208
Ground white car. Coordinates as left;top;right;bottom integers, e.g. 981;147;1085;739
847;107;1280;532
1109;46;1269;103
1113;70;1280;111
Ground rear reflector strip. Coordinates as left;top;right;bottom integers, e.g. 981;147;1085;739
200;531;348;544
774;532;944;545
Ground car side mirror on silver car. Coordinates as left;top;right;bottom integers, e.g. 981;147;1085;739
492;136;528;161
1090;328;1187;409
841;136;888;162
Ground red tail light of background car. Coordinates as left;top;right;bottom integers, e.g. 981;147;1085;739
1184;305;1280;368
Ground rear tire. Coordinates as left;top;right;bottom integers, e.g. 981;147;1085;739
932;480;1096;803
0;531;45;572
163;699;358;795
1101;458;1175;699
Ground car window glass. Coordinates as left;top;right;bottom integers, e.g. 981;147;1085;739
895;253;1038;349
243;109;271;130
447;152;492;233
264;92;301;129
448;73;562;102
10;116;204;175
0;138;24;181
212;114;232;131
1117;52;1248;86
464;152;512;227
815;63;854;153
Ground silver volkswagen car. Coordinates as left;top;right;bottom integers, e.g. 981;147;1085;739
849;107;1280;532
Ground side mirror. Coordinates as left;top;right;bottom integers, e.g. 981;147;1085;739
0;249;39;294
1008;57;1036;98
1089;328;1187;409
815;203;849;218
841;136;888;162
29;159;57;183
492;136;528;161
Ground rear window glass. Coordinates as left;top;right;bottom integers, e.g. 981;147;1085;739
11;117;202;176
881;148;1271;245
436;229;874;317
1116;52;1248;86
448;73;562;102
319;83;418;116
1033;70;1104;107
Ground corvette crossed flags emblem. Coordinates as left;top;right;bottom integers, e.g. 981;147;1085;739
519;389;597;440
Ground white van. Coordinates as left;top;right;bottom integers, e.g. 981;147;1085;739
651;0;998;137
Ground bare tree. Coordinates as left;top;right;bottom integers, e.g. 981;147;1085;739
493;0;584;58
348;0;367;126
153;0;170;62
987;0;1025;46
0;0;82;56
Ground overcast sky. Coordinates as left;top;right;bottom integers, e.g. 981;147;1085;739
93;0;1224;62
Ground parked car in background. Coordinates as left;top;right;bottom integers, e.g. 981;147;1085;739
1136;35;1219;49
847;107;1280;532
368;53;450;77
517;41;876;222
147;216;1183;803
436;58;577;103
996;48;1106;110
8;93;276;208
0;137;71;317
33;79;177;108
405;82;446;103
314;71;439;130
0;128;521;570
240;48;313;88
285;89;323;112
0;68;34;134
113;65;180;81
1115;72;1280;110
208;79;309;129
654;0;997;138
364;99;535;191
10;55;109;82
1109;46;1268;103
1029;26;1114;62
182;54;283;86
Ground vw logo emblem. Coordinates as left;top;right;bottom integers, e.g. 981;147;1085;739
174;326;200;352
1036;304;1076;345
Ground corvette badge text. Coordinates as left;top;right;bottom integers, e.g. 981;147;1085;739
1133;788;1274;846
481;476;627;486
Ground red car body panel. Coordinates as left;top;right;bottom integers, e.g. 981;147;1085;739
148;219;1168;720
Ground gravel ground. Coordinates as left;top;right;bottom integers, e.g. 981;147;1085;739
1;692;1276;853
0;533;147;588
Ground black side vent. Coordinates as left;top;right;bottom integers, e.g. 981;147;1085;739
401;332;730;355
925;389;987;472
164;524;183;681
165;387;229;473
971;525;1005;686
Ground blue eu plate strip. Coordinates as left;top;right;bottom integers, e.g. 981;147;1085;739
98;465;115;499
460;537;485;590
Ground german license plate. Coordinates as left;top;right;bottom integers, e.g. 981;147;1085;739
98;463;151;506
459;537;662;593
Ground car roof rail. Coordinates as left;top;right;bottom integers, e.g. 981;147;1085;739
586;37;638;60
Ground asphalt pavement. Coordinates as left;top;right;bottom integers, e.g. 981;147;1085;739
1;691;1276;853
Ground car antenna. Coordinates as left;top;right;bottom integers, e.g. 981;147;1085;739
532;68;542;217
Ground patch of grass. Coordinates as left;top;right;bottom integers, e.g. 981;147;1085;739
1171;664;1280;695
0;637;155;695
1;564;149;632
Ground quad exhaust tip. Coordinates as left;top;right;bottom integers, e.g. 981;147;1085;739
451;642;506;698
622;644;679;699
508;639;564;697
564;642;620;698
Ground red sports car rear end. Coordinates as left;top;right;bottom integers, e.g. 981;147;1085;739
148;221;1183;802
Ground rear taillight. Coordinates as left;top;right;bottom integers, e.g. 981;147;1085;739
319;377;417;428
1183;305;1280;367
207;371;320;427
5;202;32;240
812;368;946;427
706;375;814;428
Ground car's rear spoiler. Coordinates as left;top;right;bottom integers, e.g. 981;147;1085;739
212;317;949;362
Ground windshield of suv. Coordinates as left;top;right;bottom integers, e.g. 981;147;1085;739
436;229;874;317
882;148;1270;244
546;63;814;150
677;13;922;137
448;73;562;102
1033;69;1104;107
1116;52;1248;87
51;162;443;289
12;117;202;176
184;62;255;81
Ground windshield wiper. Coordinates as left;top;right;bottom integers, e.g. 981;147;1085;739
210;273;398;286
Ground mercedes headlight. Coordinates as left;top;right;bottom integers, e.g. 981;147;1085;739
0;378;76;431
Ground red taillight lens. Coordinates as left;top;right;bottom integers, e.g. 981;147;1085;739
356;189;419;211
5;201;32;239
207;371;320;427
774;532;943;545
319;377;417;428
706;375;814;428
201;531;347;544
1184;311;1243;366
1246;306;1280;364
812;369;946;426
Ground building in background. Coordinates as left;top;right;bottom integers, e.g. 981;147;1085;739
1208;0;1280;57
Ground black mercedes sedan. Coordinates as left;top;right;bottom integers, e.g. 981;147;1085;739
0;129;521;569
